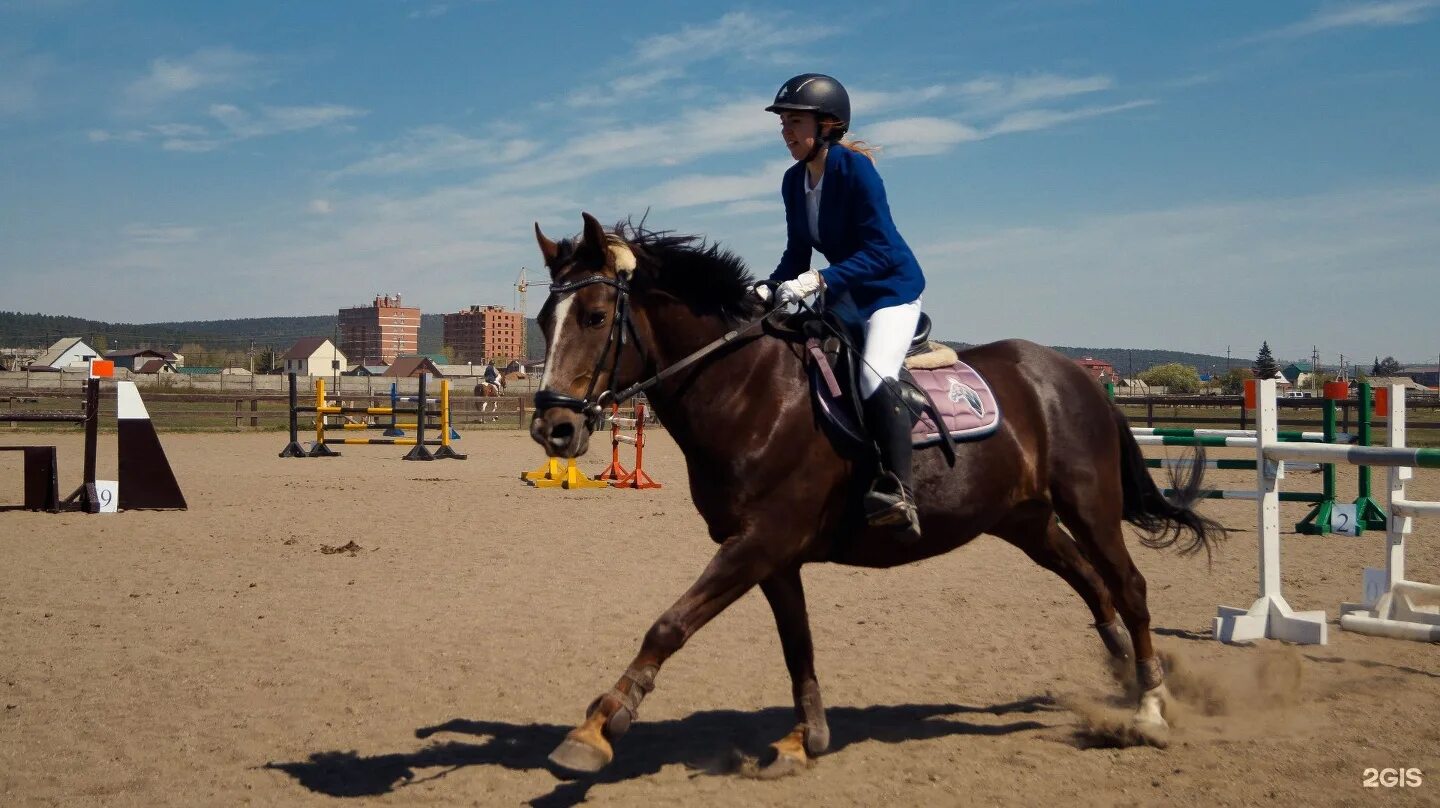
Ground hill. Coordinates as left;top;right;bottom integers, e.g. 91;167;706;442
0;310;545;363
2;310;1234;373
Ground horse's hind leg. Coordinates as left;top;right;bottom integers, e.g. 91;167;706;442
997;515;1132;661
757;565;828;774
1051;495;1172;743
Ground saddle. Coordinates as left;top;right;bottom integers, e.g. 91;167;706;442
797;311;1001;463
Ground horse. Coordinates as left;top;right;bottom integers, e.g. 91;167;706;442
474;379;504;421
528;212;1223;776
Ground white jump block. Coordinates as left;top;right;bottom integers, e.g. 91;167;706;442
1215;594;1328;645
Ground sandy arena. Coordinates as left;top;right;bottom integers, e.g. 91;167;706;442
1;429;1436;806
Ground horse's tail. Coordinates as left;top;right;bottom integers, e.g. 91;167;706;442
1113;407;1226;560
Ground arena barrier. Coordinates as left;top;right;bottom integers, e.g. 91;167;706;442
1215;380;1440;644
278;372;466;460
1;360;186;512
1125;381;1387;535
523;401;662;490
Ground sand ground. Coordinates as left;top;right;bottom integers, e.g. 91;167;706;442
0;429;1436;807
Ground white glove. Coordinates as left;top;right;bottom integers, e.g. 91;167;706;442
776;269;824;307
749;283;772;304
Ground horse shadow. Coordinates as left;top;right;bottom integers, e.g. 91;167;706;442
264;697;1057;807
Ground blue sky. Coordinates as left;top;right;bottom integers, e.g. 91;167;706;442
1;0;1437;364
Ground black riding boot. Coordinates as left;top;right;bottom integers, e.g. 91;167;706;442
862;383;921;541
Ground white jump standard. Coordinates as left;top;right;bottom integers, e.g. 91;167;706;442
1214;380;1440;645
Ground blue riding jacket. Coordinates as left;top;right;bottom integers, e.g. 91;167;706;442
769;144;926;327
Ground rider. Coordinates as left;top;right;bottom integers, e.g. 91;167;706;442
760;73;926;540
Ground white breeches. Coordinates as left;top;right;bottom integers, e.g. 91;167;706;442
859;299;922;398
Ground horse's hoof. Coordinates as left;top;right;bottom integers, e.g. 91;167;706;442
548;715;613;774
549;736;612;774
804;722;830;756
753;726;811;779
1130;717;1170;749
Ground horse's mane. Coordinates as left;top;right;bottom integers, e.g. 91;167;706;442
613;219;762;323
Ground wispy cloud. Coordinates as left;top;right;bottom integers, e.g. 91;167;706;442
403;0;491;19
1245;0;1439;42
987;99;1154;136
563;68;686;109
557;10;843;110
956;72;1115;114
912;184;1440;358
334;125;537;177
92;103;364;152
120;46;263;112
122;223;200;245
623;160;792;210
865;117;982;156
633;11;842;66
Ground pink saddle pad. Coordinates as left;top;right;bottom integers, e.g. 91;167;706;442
907;360;1001;445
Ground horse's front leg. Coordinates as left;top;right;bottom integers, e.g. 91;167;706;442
757;564;828;775
548;536;779;773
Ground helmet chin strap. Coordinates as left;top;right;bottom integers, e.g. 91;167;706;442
799;117;837;165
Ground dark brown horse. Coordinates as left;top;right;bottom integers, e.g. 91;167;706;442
529;213;1222;775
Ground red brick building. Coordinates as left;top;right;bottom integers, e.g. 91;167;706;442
1075;357;1118;383
442;305;524;364
338;295;420;365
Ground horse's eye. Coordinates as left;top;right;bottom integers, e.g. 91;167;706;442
584;311;607;328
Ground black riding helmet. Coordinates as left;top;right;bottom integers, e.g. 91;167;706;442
765;73;850;142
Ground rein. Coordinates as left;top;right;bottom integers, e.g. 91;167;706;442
534;271;781;429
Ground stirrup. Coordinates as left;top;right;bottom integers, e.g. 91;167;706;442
864;473;921;540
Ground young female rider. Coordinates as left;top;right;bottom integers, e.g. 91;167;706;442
759;73;927;540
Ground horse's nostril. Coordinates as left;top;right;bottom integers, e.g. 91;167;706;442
550;422;574;447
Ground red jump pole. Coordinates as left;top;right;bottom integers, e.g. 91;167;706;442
613;401;661;490
594;402;629;481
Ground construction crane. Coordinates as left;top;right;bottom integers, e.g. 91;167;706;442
515;266;550;361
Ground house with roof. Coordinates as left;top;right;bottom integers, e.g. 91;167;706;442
345;363;390;377
1362;376;1429;392
1281;362;1317;387
1074;357;1118;383
383;356;444;378
104;348;171;371
1399;364;1439;388
27;338;100;372
282;337;348;377
133;358;177;374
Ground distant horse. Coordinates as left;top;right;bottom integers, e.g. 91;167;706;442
529;213;1222;775
474;380;504;422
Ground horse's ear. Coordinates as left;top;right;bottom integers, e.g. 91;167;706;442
578;211;608;265
534;222;559;266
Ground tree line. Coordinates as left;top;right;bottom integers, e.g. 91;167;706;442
1135;342;1410;395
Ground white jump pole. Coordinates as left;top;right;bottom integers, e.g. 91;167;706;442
1339;385;1440;642
1213;379;1329;644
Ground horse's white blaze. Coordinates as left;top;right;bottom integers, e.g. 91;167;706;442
538;293;574;391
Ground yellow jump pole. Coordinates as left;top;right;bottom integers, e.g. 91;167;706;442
308;377;341;457
433;379;467;459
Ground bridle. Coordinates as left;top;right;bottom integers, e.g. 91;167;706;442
532;268;645;432
532;239;773;433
